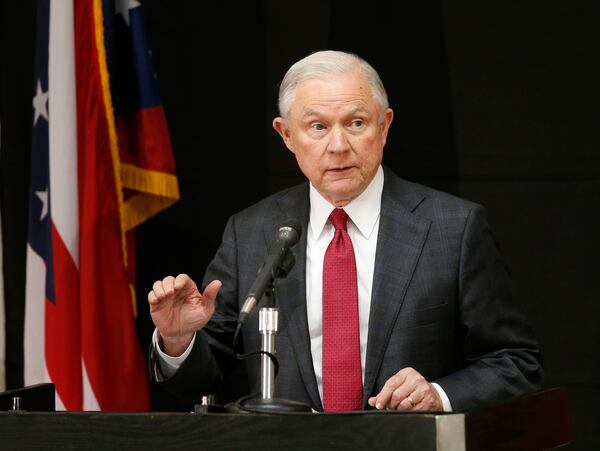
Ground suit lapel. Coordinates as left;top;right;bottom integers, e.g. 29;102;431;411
363;174;431;404
264;185;322;409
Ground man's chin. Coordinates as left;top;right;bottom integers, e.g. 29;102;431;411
321;181;362;206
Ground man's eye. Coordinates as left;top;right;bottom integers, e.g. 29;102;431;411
311;123;325;131
351;119;364;127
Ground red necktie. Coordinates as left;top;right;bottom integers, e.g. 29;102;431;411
322;208;363;412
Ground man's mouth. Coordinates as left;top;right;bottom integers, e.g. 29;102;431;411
328;166;353;173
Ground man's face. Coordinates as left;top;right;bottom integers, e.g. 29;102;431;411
273;68;393;207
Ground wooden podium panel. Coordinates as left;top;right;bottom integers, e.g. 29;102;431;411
0;387;570;451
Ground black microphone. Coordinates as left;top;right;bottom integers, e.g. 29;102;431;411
238;219;302;326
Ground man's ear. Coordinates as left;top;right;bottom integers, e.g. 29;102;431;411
380;108;394;148
272;117;295;153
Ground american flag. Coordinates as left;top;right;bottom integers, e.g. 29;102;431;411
25;0;178;411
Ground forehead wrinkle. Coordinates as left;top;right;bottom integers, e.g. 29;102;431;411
301;103;371;120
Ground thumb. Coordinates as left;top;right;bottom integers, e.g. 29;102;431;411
202;280;222;303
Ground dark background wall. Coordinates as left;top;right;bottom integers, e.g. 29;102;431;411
1;1;598;449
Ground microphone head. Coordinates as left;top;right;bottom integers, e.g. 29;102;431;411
277;218;302;246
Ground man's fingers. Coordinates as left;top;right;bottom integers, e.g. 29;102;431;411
410;384;429;406
397;381;441;411
202;280;222;304
403;389;428;410
371;370;408;409
148;290;158;305
152;280;165;299
398;393;417;410
395;375;431;410
389;384;413;410
174;273;192;291
162;275;176;296
371;384;393;409
149;275;189;307
406;389;423;408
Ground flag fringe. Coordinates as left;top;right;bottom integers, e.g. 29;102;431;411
92;0;129;267
121;163;179;230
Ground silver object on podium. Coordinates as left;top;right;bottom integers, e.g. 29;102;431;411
258;307;278;400
11;397;21;411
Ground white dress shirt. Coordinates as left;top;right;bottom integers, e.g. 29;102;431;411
154;166;452;411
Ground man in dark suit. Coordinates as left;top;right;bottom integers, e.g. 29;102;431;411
148;50;543;412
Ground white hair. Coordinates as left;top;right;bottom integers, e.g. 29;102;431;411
277;50;389;121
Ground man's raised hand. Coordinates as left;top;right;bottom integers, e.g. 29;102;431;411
148;274;221;356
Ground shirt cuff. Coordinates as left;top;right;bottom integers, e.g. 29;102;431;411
152;328;196;379
431;382;453;412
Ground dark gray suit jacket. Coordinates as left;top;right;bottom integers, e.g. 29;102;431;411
152;168;543;411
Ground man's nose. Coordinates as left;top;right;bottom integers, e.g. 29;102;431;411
326;126;350;153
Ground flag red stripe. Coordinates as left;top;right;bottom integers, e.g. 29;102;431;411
47;222;82;410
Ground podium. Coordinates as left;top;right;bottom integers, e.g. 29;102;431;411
0;387;570;450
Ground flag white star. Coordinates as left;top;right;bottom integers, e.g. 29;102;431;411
36;188;49;220
115;0;141;26
32;79;49;126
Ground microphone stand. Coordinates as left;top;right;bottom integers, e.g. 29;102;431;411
232;283;312;413
258;288;277;401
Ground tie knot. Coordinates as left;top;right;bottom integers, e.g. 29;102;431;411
329;208;349;231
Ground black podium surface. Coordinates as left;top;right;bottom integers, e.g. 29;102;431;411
0;387;570;450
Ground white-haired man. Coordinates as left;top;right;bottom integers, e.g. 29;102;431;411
148;50;543;412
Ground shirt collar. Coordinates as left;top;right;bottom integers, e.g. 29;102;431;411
309;165;384;240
